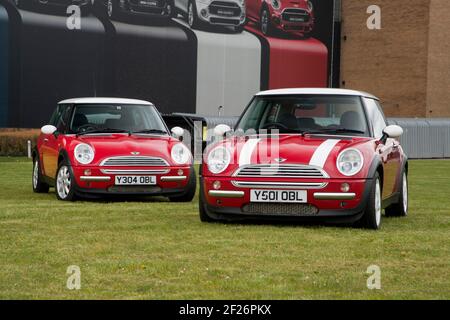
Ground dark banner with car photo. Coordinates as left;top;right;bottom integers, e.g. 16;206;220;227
0;0;339;127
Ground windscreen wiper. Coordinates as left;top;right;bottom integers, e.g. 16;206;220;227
130;129;168;135
77;128;130;136
302;128;366;135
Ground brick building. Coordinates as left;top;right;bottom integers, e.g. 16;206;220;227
340;0;450;117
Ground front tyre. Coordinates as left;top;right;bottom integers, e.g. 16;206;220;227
198;181;215;222
32;157;49;193
55;162;77;201
358;173;382;230
385;171;408;217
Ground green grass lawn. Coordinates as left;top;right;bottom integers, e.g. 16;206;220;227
0;158;449;299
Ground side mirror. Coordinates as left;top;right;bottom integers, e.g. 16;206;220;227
383;125;403;139
171;126;184;140
41;125;57;135
214;124;232;137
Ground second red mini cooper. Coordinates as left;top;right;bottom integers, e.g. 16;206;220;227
200;89;408;229
246;0;315;37
32;98;196;202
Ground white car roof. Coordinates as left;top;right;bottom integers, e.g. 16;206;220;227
58;97;154;105
256;88;379;100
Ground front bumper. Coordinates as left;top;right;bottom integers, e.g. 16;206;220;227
196;1;246;26
271;9;314;35
200;176;371;223
72;165;192;197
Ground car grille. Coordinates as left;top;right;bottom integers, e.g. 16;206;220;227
209;1;241;17
100;156;169;167
233;164;328;178
282;8;311;23
242;203;319;216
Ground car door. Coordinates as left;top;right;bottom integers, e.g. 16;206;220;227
364;98;401;200
41;105;71;179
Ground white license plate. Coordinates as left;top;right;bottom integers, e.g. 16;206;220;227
140;1;157;6
250;189;307;203
218;10;234;16
290;17;306;22
115;176;156;185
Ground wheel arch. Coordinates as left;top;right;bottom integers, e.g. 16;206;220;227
58;149;71;166
367;156;384;191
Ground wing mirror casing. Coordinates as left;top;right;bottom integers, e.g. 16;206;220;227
383;125;403;139
171;127;185;140
214;124;232;137
41;125;57;135
380;125;403;144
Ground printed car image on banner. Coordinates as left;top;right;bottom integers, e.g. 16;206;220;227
0;0;338;127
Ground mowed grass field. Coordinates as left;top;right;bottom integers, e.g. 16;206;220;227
0;157;449;299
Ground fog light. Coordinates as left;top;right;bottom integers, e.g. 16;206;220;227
213;181;221;190
84;169;91;176
201;9;208;18
177;169;184;176
341;183;350;192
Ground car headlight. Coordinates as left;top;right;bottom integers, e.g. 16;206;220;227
171;143;191;165
271;0;280;10
336;148;364;176
207;146;231;174
74;143;95;165
307;0;313;11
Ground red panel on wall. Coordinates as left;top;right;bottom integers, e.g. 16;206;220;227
246;24;328;90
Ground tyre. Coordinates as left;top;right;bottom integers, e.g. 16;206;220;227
260;7;272;36
55;162;77;201
32;156;49;193
234;25;244;33
198;180;215;222
385;171;408;217
168;167;197;202
358;172;382;230
187;0;200;29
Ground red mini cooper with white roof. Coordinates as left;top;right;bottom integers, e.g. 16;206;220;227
200;88;408;229
32;98;196;202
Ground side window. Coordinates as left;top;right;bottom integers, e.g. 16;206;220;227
49;104;71;133
49;105;64;126
364;98;387;138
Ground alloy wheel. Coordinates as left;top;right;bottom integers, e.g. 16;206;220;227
375;179;381;227
107;0;113;17
402;173;408;215
188;3;194;27
261;10;269;34
33;161;39;189
56;166;71;200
